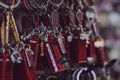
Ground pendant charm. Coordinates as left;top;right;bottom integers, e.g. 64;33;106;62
80;31;92;40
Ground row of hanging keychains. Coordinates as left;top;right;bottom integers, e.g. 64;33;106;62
0;0;39;80
21;0;107;75
22;10;71;73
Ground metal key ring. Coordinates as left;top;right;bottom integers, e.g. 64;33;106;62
33;0;41;9
23;0;33;11
0;0;15;8
24;44;31;50
28;0;37;10
0;0;20;9
31;0;39;9
26;0;34;10
23;0;30;10
6;0;15;6
46;74;59;80
72;68;81;80
31;27;40;36
76;68;97;80
39;5;47;16
33;0;48;15
10;0;15;6
48;0;63;7
53;27;62;38
34;0;48;9
53;30;62;38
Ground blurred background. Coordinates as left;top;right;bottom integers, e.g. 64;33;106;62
95;0;120;80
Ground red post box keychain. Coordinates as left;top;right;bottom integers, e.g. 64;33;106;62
76;9;88;64
28;35;41;70
0;11;14;80
94;36;107;66
28;15;48;70
89;11;107;66
0;53;14;80
67;9;80;63
45;33;66;73
56;32;70;69
44;3;70;73
19;44;38;80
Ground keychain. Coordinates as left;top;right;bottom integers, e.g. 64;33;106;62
85;6;107;66
57;32;70;69
19;45;38;80
45;40;59;72
24;44;34;67
0;1;20;80
44;0;70;73
0;52;14;80
10;48;22;63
